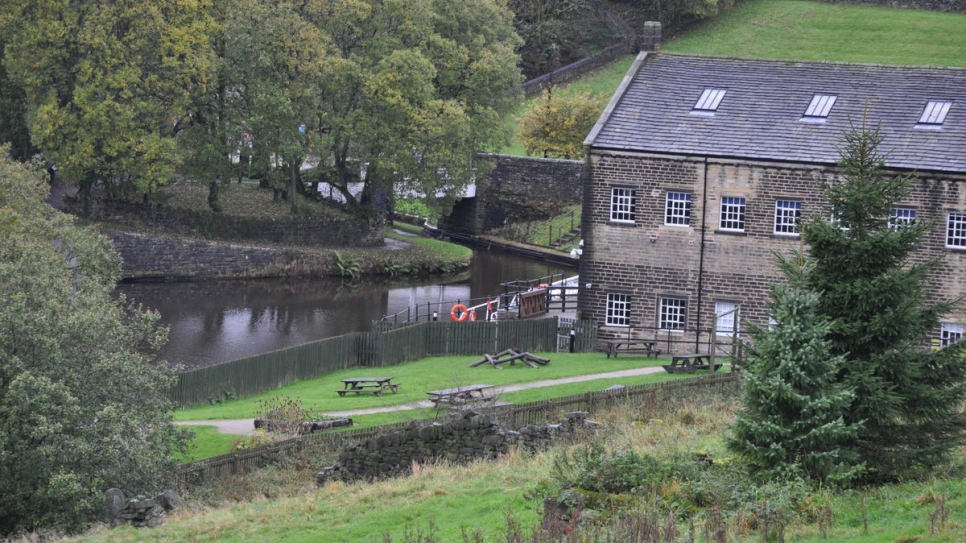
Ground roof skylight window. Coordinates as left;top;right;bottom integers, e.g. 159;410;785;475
802;94;837;121
692;88;727;114
917;100;951;128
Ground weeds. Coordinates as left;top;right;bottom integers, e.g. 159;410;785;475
332;251;361;280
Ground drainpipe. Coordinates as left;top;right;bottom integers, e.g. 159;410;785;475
695;157;709;353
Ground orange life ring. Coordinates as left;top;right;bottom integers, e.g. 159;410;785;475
468;311;477;322
450;304;468;322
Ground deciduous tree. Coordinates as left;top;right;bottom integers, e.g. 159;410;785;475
0;147;188;534
519;89;606;159
307;0;523;217
0;0;215;198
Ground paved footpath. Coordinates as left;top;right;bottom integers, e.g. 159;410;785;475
176;366;669;435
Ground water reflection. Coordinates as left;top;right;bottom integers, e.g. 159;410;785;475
116;250;572;369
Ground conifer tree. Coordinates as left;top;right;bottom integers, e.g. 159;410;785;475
801;121;966;481
729;257;861;484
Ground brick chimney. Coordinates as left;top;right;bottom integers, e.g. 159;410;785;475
639;21;662;53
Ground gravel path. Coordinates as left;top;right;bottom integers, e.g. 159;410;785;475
176;366;670;435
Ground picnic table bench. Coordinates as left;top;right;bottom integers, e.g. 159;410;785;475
336;377;399;396
662;354;723;373
603;339;661;358
426;384;494;407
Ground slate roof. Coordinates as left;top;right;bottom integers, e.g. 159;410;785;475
586;53;966;173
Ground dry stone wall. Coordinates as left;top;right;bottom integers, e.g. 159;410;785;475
317;411;597;484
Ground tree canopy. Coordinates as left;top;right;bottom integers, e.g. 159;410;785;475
0;0;523;216
0;147;188;534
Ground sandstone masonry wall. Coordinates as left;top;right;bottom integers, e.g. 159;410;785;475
440;155;584;235
578;150;966;350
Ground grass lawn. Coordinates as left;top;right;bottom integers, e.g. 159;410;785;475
664;0;966;66
175;352;674;422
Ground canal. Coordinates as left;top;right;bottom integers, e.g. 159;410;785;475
116;249;574;369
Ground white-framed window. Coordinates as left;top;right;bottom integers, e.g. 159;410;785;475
941;323;963;347
946;213;966;248
605;293;631;327
719;196;746;231
715;301;739;336
774;200;801;235
889;207;916;228
659;297;686;330
610;187;636;223
665;192;692;226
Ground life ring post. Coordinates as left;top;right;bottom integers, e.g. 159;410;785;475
450;303;469;322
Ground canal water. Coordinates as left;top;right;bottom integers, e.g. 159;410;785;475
116;250;573;370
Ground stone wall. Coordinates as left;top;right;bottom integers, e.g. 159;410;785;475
107;231;331;280
440;155;584;235
317;411;596;483
813;0;966;12
578;150;966;350
65;197;384;248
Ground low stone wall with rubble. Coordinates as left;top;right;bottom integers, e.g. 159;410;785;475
317;411;596;484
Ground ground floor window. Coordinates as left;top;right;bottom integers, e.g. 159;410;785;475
715;301;739;336
606;293;631;327
941;323;963;347
659;297;686;330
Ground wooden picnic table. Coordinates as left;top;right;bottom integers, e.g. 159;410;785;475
336;377;399;396
426;384;494;407
603;339;661;358
662;354;723;373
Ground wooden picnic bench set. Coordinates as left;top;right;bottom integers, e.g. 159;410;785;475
662;353;724;374
335;377;400;396
602;339;662;358
425;384;495;407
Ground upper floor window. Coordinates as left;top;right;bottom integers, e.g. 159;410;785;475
719;196;746;232
941;323;963;347
774;200;802;235
802;94;837;122
692;88;727;115
665;192;692;226
889;207;916;229
610;187;636;223
917;100;952;129
946;213;966;248
606;293;631;327
659;297;687;330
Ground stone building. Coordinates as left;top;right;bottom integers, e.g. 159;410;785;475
577;52;966;353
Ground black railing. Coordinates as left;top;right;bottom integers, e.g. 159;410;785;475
379;273;576;324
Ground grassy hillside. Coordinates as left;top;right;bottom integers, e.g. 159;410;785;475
500;0;966;156
664;0;966;66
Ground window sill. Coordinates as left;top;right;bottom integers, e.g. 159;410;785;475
714;229;746;236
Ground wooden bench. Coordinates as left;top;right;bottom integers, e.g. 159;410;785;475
336;377;399;396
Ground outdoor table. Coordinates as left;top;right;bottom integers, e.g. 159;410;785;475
603;339;660;358
336;377;399;396
425;384;494;407
662;354;722;373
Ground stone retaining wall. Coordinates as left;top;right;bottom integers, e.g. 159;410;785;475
317;411;596;483
106;231;331;280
